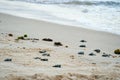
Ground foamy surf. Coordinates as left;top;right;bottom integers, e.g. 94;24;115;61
0;0;120;35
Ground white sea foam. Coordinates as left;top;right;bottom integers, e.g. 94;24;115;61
0;0;120;35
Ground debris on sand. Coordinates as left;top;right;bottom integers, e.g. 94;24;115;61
65;45;68;48
41;58;48;61
89;53;96;56
94;49;101;53
17;36;24;40
34;57;41;60
54;42;63;46
52;65;61;68
4;58;12;62
23;47;26;49
114;49;120;55
78;52;84;55
42;53;50;57
39;50;47;53
102;54;110;57
79;45;86;48
8;33;13;37
42;38;53;42
24;34;28;37
80;40;87;42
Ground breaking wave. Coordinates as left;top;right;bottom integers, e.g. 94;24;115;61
63;1;120;6
9;0;120;6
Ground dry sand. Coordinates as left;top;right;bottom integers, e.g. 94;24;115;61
0;13;120;80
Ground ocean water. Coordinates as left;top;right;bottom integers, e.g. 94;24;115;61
0;0;120;35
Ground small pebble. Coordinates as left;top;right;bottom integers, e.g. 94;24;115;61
94;49;101;53
79;45;86;47
41;58;48;61
42;38;53;42
89;53;96;56
34;57;41;60
8;33;13;37
65;45;68;48
53;65;61;68
4;58;12;62
54;42;63;46
92;63;96;64
78;52;84;55
42;53;50;56
80;40;87;42
102;54;110;57
39;50;46;53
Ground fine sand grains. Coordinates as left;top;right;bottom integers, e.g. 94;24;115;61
0;32;120;80
5;73;120;80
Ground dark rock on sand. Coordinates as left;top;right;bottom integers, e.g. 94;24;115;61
53;65;61;68
114;49;120;55
42;38;53;42
89;53;96;56
34;57;41;60
4;58;12;62
80;40;87;42
23;47;26;49
92;63;96;65
94;49;101;53
78;52;84;55
54;42;63;46
17;36;24;40
39;50;46;53
8;33;13;37
41;58;48;61
42;53;50;56
102;54;110;57
65;45;68;48
24;34;28;37
79;45;86;48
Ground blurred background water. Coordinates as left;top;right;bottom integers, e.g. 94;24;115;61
0;0;120;35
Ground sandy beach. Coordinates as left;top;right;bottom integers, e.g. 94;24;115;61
0;13;120;80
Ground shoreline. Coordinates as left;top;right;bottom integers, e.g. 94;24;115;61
0;13;120;80
0;12;120;36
